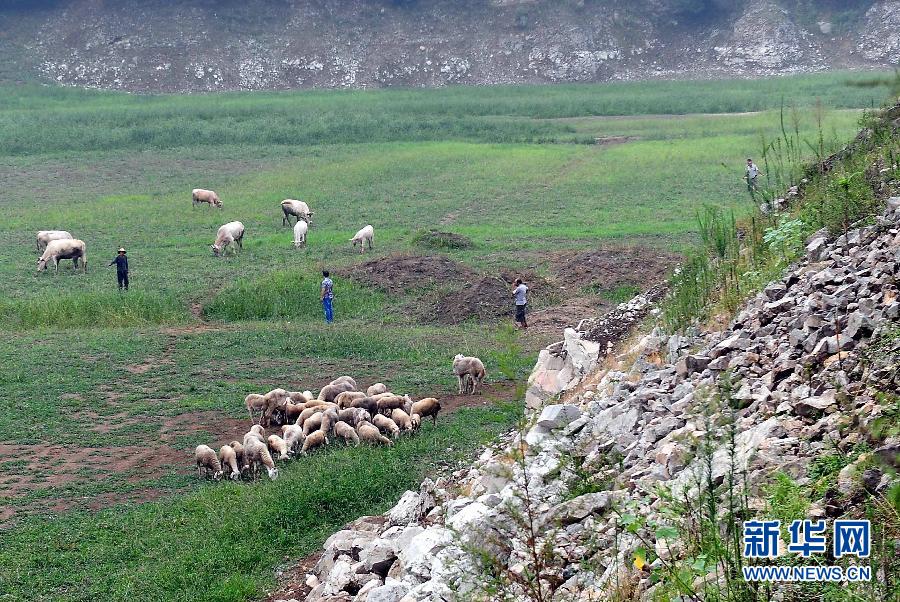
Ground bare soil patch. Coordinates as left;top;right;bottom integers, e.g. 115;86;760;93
346;253;476;293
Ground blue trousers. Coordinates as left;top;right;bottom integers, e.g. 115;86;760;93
322;298;333;323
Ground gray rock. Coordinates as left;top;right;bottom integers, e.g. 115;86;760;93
537;404;582;430
361;539;398;576
543;491;619;526
807;235;829;261
366;583;409;602
793;390;837;418
389;491;422;526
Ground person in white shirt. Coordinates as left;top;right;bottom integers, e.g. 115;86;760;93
512;278;528;329
745;158;763;192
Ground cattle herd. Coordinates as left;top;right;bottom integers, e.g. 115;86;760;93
195;353;486;482
34;189;376;272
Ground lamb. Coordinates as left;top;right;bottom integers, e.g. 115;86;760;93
245;393;267;423
335;391;365;409
284;401;306;423
320;408;340;435
261;388;290;426
218;445;240;481
301;429;328;454
350;225;374;253
211;221;244;257
36;239;87;274
288;391;312;403
228;440;247;473
281;425;306;455
372;414;401;439
244;425;266;446
281;199;313;226
296;406;324;427
366;383;388;396
267;434;290;460
243;437;279;480
411;397;441;426
349;396;378;415
357;421;393;446
333;421;360;446
330;375;357;389
453;354;486;395
302;413;325;436
192;188;222;208
317;381;354;403
195;444;223;480
391;408;414;432
36;230;73;253
410;414;421;430
376;394;406;415
338;407;370;426
293;219;308;248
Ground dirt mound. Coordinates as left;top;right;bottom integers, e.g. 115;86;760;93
412;229;473;250
433;268;549;325
347;254;476;294
552;247;678;292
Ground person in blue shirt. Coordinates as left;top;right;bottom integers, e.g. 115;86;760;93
321;270;334;323
108;248;129;291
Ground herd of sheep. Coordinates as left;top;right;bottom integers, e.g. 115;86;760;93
194;355;487;482
34;189;376;273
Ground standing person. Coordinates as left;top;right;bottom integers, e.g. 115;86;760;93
512;278;528;329
108;247;129;291
745;158;763;192
321;270;334;324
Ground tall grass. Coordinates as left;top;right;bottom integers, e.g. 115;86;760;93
0;290;187;329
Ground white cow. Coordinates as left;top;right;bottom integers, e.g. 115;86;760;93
350;225;374;254
37;239;87;274
36;230;73;253
192;189;222;208
281;199;313;226
212;221;245;257
293;220;308;248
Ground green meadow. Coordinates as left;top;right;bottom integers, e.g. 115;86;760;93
0;72;890;601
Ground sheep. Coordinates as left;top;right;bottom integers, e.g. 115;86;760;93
330;375;357;389
376;394;406;415
372;414;401;439
410;413;422;430
192;188;222;208
366;383;388;397
391;408;414;432
335;391;366;409
295;406;324;428
36;230;73;253
453;354;486;395
281;199;313;226
411;397;441;426
320;408;340;435
350;225;374;253
267;434;290;460
244;425;266;446
243;437;279;480
245;393;267;423
195;444;223;480
301;429;328;454
284;401;306;424
317;381;354;403
293;219;308;248
349;396;378;415
228;440;248;474
302;413;325;436
357;421;393;446
333;421;360;446
218;445;240;481
281;424;305;455
261;388;290;427
338;407;370;426
36;239;87;274
211;221;244;257
288;391;312;403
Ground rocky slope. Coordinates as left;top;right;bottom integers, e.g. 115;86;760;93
292;128;900;599
0;0;898;91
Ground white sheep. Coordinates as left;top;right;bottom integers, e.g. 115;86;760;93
243;437;279;480
453;354;486;395
193;188;222;208
350;225;374;253
267;434;290;460
245;393;266;423
195;444;223;480
281;424;306;455
391;408;414;432
293;219;308;248
36;230;73;253
212;221;244;257
281;199;313;226
366;383;388;397
301;430;328;454
218;445;240;481
36;239;87;274
357;421;393;446
372;414;401;439
333;421;360;446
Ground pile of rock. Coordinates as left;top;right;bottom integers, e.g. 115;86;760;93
295;197;898;602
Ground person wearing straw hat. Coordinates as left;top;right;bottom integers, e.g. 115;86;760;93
108;247;129;291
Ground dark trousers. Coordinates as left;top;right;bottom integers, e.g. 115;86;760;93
117;271;129;290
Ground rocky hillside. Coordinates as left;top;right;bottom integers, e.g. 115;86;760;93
289;107;900;601
0;0;898;92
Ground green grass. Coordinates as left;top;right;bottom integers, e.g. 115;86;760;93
0;72;887;601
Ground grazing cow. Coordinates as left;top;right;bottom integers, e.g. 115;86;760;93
36;239;87;274
192;189;222;208
36;230;73;253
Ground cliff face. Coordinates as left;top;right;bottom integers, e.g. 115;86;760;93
1;0;898;92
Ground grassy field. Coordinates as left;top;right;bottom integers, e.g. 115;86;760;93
0;72;890;601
